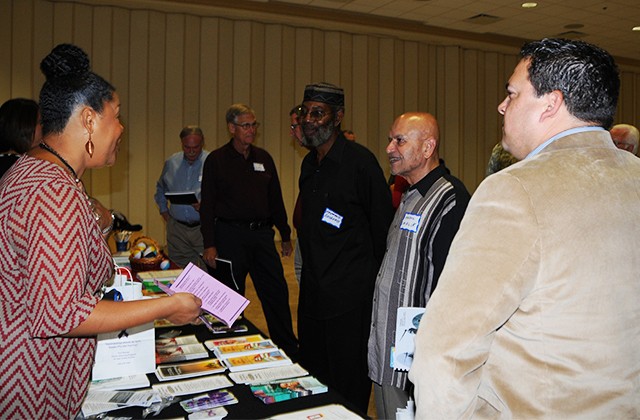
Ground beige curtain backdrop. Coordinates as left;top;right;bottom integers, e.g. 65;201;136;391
2;0;639;246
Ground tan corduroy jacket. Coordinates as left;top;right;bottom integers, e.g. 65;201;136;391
409;130;640;419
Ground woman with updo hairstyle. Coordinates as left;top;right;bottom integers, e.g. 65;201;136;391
0;98;41;177
0;43;202;418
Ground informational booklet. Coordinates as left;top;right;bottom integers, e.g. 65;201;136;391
213;339;278;359
165;191;198;205
156;334;200;348
81;389;161;417
88;374;150;391
393;307;425;371
229;363;309;385
204;334;266;351
155;263;249;327
152;374;233;398
156;343;209;364
221;350;292;372
179;389;238;413
155;358;226;381
92;321;155;381
250;376;328;404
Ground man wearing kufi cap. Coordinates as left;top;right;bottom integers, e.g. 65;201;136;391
296;82;394;414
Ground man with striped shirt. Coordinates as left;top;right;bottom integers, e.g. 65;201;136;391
368;112;470;419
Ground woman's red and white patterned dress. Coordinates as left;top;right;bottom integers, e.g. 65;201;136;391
0;156;113;418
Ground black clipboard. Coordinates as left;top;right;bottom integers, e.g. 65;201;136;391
164;191;198;205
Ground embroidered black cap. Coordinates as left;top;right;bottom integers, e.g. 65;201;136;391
303;82;344;107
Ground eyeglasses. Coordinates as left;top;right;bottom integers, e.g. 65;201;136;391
298;107;330;122
233;122;260;130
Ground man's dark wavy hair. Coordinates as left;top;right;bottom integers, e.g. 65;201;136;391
521;38;619;129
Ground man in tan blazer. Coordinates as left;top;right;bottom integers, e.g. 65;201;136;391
409;38;640;418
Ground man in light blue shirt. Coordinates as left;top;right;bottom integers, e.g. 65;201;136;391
155;125;209;268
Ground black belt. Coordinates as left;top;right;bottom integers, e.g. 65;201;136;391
218;218;272;230
175;219;200;228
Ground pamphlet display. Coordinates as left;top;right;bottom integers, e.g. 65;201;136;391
155;358;226;381
250;376;328;404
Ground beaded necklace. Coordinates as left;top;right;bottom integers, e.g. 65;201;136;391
38;141;114;235
39;141;81;184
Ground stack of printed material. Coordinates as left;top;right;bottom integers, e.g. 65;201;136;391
205;334;292;372
89;374;150;391
156;335;209;364
204;334;266;351
153;375;233;399
250;376;328;404
81;389;161;417
155;358;226;381
228;363;309;385
180;389;239;413
212;339;279;359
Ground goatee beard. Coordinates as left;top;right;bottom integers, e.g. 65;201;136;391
302;121;334;149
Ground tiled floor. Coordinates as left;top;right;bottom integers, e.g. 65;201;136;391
243;240;378;419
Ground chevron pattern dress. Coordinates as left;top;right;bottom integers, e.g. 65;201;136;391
0;156;112;418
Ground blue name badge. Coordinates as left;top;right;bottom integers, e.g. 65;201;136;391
400;212;421;233
321;208;343;229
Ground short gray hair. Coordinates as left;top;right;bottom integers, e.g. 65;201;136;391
225;103;255;124
179;125;204;139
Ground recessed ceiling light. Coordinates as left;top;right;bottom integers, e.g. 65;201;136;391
522;2;538;8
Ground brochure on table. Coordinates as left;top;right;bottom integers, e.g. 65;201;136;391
92;278;155;381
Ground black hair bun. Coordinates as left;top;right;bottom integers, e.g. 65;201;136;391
40;43;91;81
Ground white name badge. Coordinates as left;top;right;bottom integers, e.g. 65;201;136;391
322;208;343;229
400;213;421;233
253;162;265;172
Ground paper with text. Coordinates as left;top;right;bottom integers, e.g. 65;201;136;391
156;263;249;327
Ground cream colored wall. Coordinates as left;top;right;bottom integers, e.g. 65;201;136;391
2;0;639;246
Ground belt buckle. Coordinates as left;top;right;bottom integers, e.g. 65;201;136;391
249;221;258;230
